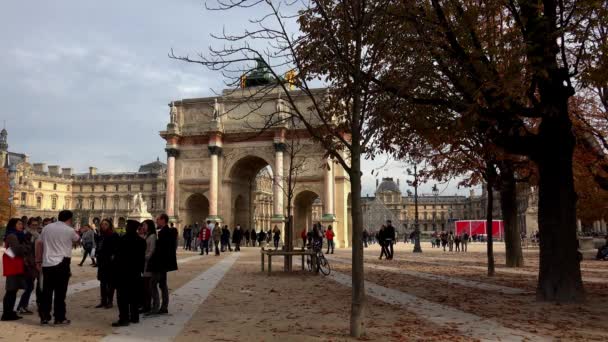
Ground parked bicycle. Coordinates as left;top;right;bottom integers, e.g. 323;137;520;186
305;247;331;275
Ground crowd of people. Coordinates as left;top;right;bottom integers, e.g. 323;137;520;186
181;222;284;255
429;231;470;252
1;210;178;328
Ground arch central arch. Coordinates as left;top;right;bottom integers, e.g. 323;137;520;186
185;193;209;226
223;155;274;231
293;190;322;247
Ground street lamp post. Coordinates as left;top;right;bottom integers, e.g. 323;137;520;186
408;163;422;253
432;184;439;231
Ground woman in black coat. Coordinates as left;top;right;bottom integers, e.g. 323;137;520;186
96;219;119;308
112;220;146;327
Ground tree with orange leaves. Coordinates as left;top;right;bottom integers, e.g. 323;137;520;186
0;168;15;226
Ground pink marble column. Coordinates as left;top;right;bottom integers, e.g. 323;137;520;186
273;142;285;218
208;134;223;220
165;148;179;217
323;158;335;218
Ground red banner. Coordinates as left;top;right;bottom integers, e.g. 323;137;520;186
454;220;504;239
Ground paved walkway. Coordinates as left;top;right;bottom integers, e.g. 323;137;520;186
330;256;529;295
389;257;608;284
329;271;550;341
102;253;238;341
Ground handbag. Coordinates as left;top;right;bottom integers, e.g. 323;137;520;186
3;249;25;277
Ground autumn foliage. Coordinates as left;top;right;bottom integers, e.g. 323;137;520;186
0;168;15;227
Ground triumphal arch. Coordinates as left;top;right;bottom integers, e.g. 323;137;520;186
160;83;351;247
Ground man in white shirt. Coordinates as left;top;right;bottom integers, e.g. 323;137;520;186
36;210;80;325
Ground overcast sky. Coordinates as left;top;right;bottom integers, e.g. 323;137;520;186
0;1;475;198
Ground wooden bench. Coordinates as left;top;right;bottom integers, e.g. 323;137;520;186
260;248;316;275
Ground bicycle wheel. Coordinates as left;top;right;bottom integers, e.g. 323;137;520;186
318;255;331;275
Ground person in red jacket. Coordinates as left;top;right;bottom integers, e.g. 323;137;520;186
325;226;335;254
300;228;308;249
198;223;212;255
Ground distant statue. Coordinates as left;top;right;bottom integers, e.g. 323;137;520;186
131;193;148;214
170;102;177;123
213;98;221;120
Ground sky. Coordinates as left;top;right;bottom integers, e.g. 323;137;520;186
0;1;475;198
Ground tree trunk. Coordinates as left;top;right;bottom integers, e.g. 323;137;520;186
349;144;366;337
485;172;495;277
499;162;524;267
535;106;584;302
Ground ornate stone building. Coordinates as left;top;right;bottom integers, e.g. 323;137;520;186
1;127;167;228
361;177;539;237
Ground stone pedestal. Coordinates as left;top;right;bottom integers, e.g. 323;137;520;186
578;237;597;260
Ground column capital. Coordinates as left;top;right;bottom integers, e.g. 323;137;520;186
273;142;287;152
208;145;223;156
166;148;180;158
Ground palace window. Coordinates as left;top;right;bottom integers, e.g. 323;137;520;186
18;176;23;185
51;197;57;210
115;184;119;192
151;198;156;210
79;185;83;192
103;185;107;192
90;199;95;210
36;197;42;209
140;184;144;191
102;198;107;210
20;192;26;205
128;184;131;192
53;183;57;190
91;185;94;192
152;184;157;192
38;182;42;189
67;185;71;191
113;198;119;210
65;199;71;209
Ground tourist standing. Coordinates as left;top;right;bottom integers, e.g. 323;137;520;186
272;225;281;250
192;223;200;252
96;219;119;309
183;225;192;251
362;229;369;248
325;226;335;254
38;210;80;325
142;219;157;314
448;231;455;252
244;228;250;247
79;224;97;266
462;232;469;252
377;225;389;260
112;220;146;327
300;228;308;248
212;222;222;255
250;229;257;247
17;217;41;314
147;214;178;315
385;220;396;260
257;229;266;247
455;234;461;252
2;218;29;321
233;225;243;252
440;231;448;251
199;223;211;255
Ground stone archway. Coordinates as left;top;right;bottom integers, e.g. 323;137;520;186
233;194;248;229
225;156;272;230
185;193;209;226
294;190;321;245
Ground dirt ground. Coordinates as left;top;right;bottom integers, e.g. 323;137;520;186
0;243;605;341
